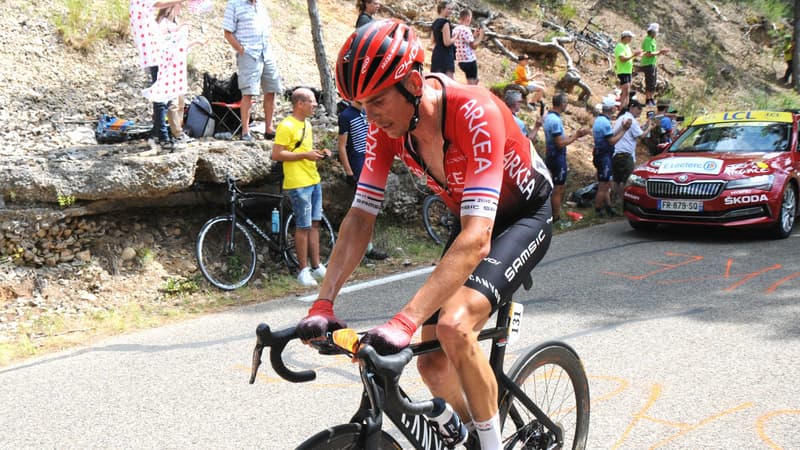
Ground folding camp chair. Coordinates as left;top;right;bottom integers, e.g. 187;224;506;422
211;100;247;136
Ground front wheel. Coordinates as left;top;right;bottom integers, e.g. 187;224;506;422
196;216;257;290
296;423;402;450
770;182;797;239
283;212;336;270
499;342;590;450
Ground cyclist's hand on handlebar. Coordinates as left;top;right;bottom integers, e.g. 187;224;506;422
360;312;418;356
297;299;346;341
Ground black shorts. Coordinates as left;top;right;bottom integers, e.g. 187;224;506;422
617;73;632;85
641;65;657;92
424;201;553;325
612;153;634;184
458;61;479;81
593;152;613;182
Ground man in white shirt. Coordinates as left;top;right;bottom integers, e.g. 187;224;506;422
611;98;650;206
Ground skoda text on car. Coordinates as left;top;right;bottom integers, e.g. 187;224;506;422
623;110;799;239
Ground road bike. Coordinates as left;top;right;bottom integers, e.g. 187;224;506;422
249;277;590;449
564;18;616;70
422;194;456;246
196;175;335;290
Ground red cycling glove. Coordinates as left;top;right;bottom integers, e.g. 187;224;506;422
297;299;346;341
360;312;418;355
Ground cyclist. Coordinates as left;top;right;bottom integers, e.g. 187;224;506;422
296;19;554;450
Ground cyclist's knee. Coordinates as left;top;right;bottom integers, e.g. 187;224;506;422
418;351;450;386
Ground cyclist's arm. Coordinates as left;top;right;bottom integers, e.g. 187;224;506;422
400;213;492;324
317;208;375;301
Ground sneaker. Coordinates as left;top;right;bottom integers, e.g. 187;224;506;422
174;134;195;144
365;248;388;260
297;267;318;287
605;206;620;217
241;133;255;142
159;140;177;151
311;264;326;280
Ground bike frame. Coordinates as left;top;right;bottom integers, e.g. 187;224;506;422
224;178;289;255
362;299;563;450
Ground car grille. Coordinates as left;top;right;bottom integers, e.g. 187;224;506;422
646;180;725;199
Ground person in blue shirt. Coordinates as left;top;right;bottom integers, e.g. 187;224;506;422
543;92;589;222
592;95;631;217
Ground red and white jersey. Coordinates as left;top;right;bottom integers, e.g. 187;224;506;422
354;75;552;223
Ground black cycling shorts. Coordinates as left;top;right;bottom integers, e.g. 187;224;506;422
424;201;553;325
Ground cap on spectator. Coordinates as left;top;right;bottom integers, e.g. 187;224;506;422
621;30;634;38
647;23;659;33
518;54;529;61
602;95;620;108
629;98;644;109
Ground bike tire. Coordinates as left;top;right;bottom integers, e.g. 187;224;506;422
422;195;453;246
498;342;590;450
283;212;336;271
296;423;402;450
195;216;257;290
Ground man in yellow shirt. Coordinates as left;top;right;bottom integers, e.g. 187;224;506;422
271;88;332;286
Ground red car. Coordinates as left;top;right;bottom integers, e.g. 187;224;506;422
624;110;799;238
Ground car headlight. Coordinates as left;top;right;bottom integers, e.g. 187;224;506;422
627;174;646;187
725;174;774;191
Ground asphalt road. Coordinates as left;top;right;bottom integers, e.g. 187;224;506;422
1;221;799;449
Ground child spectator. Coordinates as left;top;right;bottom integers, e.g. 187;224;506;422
451;9;484;85
512;54;546;106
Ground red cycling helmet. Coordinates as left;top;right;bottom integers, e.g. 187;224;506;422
336;19;425;102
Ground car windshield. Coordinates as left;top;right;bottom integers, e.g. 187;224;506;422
670;121;790;153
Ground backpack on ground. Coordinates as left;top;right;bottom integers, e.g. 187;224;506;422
569;182;598;208
185;95;216;138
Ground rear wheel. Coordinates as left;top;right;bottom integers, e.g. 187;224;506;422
499;342;590;450
283;212;336;270
423;195;455;245
196;216;257;290
296;423;402;449
770;183;797;239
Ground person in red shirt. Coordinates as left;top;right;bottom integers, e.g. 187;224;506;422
296;19;554;449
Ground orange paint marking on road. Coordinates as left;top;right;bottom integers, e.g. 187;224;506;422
588;375;630;404
612;383;753;449
765;272;800;293
604;252;704;281
723;264;782;292
756;409;800;449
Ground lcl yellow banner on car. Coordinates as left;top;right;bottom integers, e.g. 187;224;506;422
692;111;794;125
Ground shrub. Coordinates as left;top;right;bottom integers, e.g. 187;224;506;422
53;0;129;53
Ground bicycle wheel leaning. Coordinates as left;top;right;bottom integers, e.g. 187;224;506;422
422;195;454;245
498;342;590;450
196;216;257;290
296;423;402;450
283;212;336;270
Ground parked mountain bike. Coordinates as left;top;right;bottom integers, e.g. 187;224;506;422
422;194;456;246
196;175;335;290
249;277;590;449
564;17;616;69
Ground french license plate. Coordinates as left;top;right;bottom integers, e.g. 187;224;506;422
658;200;703;212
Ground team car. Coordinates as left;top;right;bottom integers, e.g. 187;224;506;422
624;110;799;238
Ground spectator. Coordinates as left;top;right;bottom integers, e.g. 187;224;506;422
451;9;484;85
543;92;590;222
640;23;669;107
152;3;203;145
271;88;332;286
223;0;282;142
614;30;641;112
430;2;455;78
512;54;546;106
129;0;183;150
355;0;380;28
592;95;630;217
781;34;794;85
503;89;541;142
337;101;388;260
611;98;651;207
